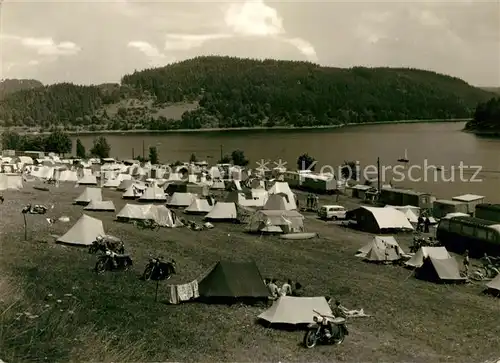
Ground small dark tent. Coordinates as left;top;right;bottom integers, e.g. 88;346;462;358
415;257;466;284
198;261;269;303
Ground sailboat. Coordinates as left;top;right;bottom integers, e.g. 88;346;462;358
397;149;409;163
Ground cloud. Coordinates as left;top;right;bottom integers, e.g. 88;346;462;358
129;0;318;62
1;34;81;56
164;34;231;51
127;41;173;66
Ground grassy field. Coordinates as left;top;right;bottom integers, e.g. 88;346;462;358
1;184;499;362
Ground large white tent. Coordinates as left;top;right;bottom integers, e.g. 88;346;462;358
258;296;332;325
56;214;105;246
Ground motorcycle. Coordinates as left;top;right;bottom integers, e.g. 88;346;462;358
89;235;125;254
95;250;133;273
142;257;176;281
303;310;349;349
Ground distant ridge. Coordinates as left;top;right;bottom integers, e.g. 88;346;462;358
0;56;495;131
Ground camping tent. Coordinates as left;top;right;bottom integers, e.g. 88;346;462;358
258;296;332;325
167;192;197;207
56;214;105;246
184;198;213;214
263;194;291;210
356;236;405;262
405;247;451;268
122;184;146;199
384;205;419;223
74;187;102;205
204;202;238;221
247;210;304;233
84;200;116;211
138;186;166;202
485;275;500;294
415;257;466;283
267;182;297;210
198;261;269;302
116;204;182;227
0;174;23;190
77;174;98;185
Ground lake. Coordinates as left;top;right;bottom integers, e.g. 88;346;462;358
73;122;500;202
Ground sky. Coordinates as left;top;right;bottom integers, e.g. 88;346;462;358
0;0;499;87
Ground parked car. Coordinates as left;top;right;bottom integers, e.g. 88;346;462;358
318;205;347;220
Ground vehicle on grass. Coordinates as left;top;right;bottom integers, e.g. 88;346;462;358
142;257;176;281
318;205;346;220
95;250;133;273
303;310;348;349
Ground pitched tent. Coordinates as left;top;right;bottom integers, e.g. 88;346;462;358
204;202;238;221
263;194;290;211
116;204;182;227
57;170;78;182
346;206;414;233
247;210;305;234
74;187;102;205
267;182;297;210
485;275;500;295
138;186;166;202
384;205;419;223
356;236;405;262
56;214;105;246
117;179;134;191
184;198;213;214
167;192;197;207
0;174;23;191
77;174;98;185
102;178;121;188
258;296;332;325
84;200;116;212
122;184;146;199
405;247;451;268
198;261;268;302
415;257;466;283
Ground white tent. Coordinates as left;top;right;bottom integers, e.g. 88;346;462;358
184;198;214;214
384;205;419;223
117;179;134;191
0;174;23;190
356;236;405;262
204;202;238;221
167;192;197;207
74;187;102;205
138;186;166;202
359;206;414;231
263;194;292;211
247;210;304;233
116;204;182;227
84;200;116;211
58;170;78;182
77;174;97;185
56;214;105;246
122;184;146;199
267;182;297;210
102;178;121;188
405;247;452;268
258;296;332;325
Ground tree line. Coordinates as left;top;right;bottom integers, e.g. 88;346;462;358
0;56;495;130
464;97;500;131
1;131;112;159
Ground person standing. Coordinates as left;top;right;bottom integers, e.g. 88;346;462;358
463;250;470;276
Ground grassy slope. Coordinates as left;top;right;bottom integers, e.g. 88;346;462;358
1;185;500;362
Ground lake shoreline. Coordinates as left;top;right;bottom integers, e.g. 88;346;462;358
4;118;470;136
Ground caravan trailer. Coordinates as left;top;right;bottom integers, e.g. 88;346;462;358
436;216;500;257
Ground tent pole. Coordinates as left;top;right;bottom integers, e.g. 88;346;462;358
23;214;27;240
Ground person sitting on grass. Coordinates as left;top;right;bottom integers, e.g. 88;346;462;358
268;279;279;299
291;282;303;296
280;279;293;296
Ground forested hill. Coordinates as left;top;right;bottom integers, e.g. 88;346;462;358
0;79;43;99
0;56;495;131
464;97;500;133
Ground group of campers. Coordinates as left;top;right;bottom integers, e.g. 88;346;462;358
264;278;303;299
306;194;320;211
416;215;432;233
462;250;499;278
